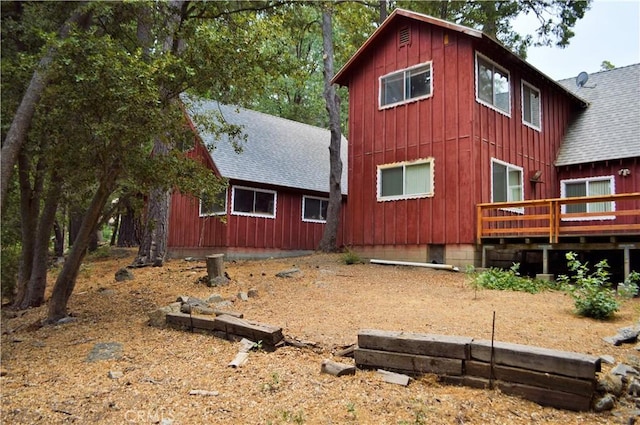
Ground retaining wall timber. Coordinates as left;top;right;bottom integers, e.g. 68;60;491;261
355;329;601;412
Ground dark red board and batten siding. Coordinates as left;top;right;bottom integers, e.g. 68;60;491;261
168;138;345;252
338;15;577;248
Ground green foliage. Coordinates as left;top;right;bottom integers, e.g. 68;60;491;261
341;248;363;265
617;271;639;299
468;263;557;294
261;372;281;393
558;252;620;320
281;410;305;424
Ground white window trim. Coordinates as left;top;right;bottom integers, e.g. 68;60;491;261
199;189;228;217
475;52;511;117
302;195;329;223
231;185;277;219
521;79;542;131
379;61;433;109
376;158;435;202
491;158;524;214
560;176;616;221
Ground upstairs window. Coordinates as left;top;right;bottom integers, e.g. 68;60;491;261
302;196;329;223
561;176;615;220
377;158;434;201
476;53;510;115
491;159;523;212
522;80;541;130
232;186;276;218
380;62;432;108
199;189;227;216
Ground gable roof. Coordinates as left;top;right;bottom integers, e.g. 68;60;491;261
183;97;348;195
555;63;640;166
332;8;587;108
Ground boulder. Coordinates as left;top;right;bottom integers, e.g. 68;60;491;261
115;268;134;282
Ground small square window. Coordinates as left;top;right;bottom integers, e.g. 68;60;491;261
200;189;227;216
302;196;329;222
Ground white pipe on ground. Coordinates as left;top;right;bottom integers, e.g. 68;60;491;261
370;259;460;272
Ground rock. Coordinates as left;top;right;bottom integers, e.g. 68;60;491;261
115;268;134;282
108;371;123;379
247;288;259;298
629;378;640;397
626;355;640;370
612;363;640;377
237;292;249;302
276;268;301;278
206;294;224;304
180;304;215;315
86;342;123;362
149;306;173;328
598;373;624;396
593;394;616;412
209;276;230;287
56;316;77;325
214;300;234;308
176;295;190;303
600;355;616;365
607;327;640;346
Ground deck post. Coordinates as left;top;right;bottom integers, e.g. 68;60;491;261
620;244;635;280
481;245;494;269
536;245;553;280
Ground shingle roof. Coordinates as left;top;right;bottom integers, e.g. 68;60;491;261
183;97;348;195
555;63;640;166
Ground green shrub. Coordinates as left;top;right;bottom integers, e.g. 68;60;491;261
469;263;556;294
341;248;363;265
617;271;640;299
558;252;620;320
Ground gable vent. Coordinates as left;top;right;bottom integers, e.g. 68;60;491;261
399;26;411;46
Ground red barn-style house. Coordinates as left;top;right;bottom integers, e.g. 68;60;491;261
332;9;639;276
167;98;348;259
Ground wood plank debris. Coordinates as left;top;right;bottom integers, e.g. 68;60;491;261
228;352;250;368
188;389;219;396
377;369;410;386
320;359;356;377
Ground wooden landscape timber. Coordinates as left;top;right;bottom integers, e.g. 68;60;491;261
470;339;601;379
320;359;356;377
356;329;601;411
165;312;283;347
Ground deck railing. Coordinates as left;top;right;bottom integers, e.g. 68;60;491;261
476;192;640;243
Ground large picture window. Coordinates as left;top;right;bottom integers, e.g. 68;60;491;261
522;80;541;130
561;176;615;220
199;189;227;216
491;159;523;208
232;186;276;218
380;62;432;108
302;196;329;223
476;53;510;115
377;159;434;201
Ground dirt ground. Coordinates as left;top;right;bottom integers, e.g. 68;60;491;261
1;249;639;424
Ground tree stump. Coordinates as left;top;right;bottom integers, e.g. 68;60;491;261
206;254;226;285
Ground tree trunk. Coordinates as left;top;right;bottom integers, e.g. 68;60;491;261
47;172;118;322
21;178;61;309
0;6;89;210
135;185;171;266
117;204;141;247
379;0;388;24
53;219;65;257
318;6;343;253
110;214;120;246
12;152;41;308
133;1;184;267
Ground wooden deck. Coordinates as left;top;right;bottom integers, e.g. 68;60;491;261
477;192;640;244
